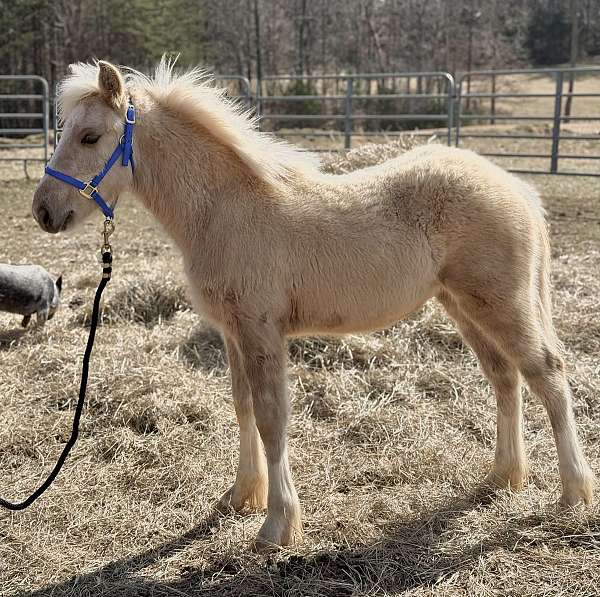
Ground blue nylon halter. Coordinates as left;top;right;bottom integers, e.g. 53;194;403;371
45;104;136;220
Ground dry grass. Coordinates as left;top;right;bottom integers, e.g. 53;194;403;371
1;138;599;597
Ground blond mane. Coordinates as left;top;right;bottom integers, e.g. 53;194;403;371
57;57;321;187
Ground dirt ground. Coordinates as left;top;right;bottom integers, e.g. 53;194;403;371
0;137;599;596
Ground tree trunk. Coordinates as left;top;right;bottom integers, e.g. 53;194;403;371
296;0;308;76
254;0;262;82
564;0;578;122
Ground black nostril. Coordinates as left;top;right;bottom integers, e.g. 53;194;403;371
39;206;51;229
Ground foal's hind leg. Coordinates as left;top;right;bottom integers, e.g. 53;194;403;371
438;292;528;490
443;286;594;506
218;338;268;512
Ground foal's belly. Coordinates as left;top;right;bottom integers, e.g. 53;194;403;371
288;277;440;336
290;300;431;336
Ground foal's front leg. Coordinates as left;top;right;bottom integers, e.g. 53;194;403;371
219;338;268;512
237;324;302;548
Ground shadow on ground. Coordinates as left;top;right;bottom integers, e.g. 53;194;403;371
0;325;48;351
179;323;227;371
16;487;595;597
0;328;27;351
72;279;190;328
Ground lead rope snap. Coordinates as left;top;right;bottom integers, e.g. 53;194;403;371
101;218;114;280
0;221;115;511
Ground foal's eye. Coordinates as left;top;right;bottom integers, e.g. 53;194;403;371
81;133;101;145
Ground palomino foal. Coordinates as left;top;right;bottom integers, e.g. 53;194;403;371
32;60;594;548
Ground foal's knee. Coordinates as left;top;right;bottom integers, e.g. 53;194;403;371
242;349;288;445
480;358;519;398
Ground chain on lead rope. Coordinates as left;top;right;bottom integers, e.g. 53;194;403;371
101;218;114;279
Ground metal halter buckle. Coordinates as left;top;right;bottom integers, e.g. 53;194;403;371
79;181;98;200
119;134;133;146
125;107;136;124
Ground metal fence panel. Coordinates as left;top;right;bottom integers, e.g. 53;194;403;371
0;75;49;177
7;67;600;178
257;72;455;151
456;67;600;177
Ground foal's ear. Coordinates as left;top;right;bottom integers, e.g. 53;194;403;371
98;61;126;110
55;275;63;293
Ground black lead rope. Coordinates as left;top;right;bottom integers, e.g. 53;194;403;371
0;231;113;511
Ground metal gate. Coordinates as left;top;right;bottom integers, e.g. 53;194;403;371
257;73;455;150
456;67;600;177
3;68;600;177
0;75;49;177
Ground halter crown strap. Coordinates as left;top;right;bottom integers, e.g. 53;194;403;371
44;104;136;220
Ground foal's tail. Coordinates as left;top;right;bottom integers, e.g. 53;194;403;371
537;226;558;343
525;180;560;348
513;175;557;346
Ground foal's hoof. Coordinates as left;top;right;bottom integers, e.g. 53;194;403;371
483;466;528;492
252;515;302;551
559;470;595;508
217;481;268;514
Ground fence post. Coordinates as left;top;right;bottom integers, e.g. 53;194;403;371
255;76;262;129
490;73;496;125
53;82;59;149
446;75;454;146
42;78;49;163
550;70;563;174
455;75;463;148
242;78;252;110
344;77;353;150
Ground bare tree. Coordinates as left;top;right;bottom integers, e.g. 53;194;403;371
564;0;579;121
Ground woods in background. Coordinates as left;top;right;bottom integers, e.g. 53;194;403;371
1;0;599;91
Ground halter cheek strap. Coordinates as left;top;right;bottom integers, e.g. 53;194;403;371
45;104;136;220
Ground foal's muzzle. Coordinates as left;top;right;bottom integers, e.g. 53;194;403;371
32;191;73;234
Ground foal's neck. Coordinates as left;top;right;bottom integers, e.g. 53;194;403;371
129;102;266;253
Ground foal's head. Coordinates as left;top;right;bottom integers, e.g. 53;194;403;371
33;62;132;233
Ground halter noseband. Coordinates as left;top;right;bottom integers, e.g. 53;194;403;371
45;104;136;220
